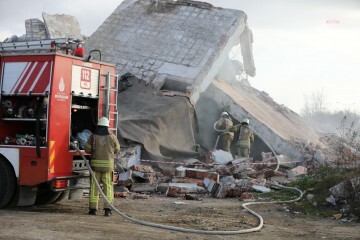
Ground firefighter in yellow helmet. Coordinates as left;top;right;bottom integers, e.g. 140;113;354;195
229;118;254;158
85;117;120;217
215;112;234;152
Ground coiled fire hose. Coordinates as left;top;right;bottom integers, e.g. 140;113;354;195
213;121;280;171
70;142;302;235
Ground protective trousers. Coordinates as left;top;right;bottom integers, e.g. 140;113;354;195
221;134;233;153
89;171;114;210
237;146;250;158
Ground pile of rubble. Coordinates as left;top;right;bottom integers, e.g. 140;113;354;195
112;146;360;221
113;147;309;201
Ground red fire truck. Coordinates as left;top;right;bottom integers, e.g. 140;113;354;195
0;39;118;208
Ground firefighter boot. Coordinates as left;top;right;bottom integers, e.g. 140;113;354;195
88;209;97;215
104;208;112;217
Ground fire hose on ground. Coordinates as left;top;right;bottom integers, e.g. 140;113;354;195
70;142;303;235
213;121;280;171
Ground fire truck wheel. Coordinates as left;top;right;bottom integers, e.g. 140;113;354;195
53;191;69;203
0;159;17;208
35;189;62;205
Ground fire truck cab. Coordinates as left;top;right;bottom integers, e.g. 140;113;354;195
0;39;118;208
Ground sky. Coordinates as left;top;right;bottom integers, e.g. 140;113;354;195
1;0;359;114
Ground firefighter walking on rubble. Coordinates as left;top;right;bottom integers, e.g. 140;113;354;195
85;117;120;217
229;118;254;158
215;112;234;153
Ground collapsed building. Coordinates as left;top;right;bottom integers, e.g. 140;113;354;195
84;0;322;165
3;0;358;218
0;0;336;207
1;0;325;174
1;0;323;164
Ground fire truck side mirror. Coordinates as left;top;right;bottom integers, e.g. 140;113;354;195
87;49;102;62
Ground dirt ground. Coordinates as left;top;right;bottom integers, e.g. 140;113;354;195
0;195;359;240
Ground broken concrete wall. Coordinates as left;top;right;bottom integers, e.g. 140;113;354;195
85;0;247;102
86;0;322;163
196;79;323;160
25;19;48;40
3;13;83;42
42;13;83;39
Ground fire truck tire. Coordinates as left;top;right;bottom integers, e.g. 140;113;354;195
53;191;69;203
35;189;62;205
0;159;17;208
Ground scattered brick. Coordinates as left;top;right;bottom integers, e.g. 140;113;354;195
114;192;128;198
166;186;181;197
130;193;149;199
162;168;175;177
185;169;219;182
130;165;154;173
240;192;253;200
226;188;247;197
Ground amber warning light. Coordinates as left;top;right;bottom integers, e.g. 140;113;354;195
52;179;68;189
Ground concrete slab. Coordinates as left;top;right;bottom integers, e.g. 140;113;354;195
42;12;83;39
85;0;247;102
25;19;48;40
196;79;324;161
171;178;204;186
211;150;233;165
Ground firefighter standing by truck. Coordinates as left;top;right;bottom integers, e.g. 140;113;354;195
229;118;254;158
85;117;120;217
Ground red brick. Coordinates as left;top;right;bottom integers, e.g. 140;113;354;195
162;168;175;177
185;169;219;182
240;192;253;200
130;165;154;173
166;186;181;197
114;192;128;198
226;188;246;197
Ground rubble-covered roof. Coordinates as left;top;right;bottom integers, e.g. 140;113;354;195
87;0;321;161
86;0;246;94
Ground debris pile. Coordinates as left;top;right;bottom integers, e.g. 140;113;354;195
112;144;360;222
288;138;326;169
113;147;311;202
287;132;360;221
